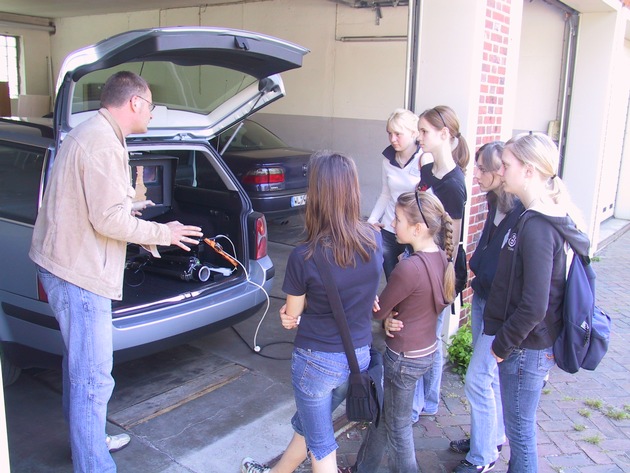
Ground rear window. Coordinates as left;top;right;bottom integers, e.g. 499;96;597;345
214;120;287;152
0;142;45;224
72;62;258;115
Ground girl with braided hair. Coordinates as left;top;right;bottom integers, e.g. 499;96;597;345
352;191;455;473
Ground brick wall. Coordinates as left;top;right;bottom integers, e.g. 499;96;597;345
460;0;512;321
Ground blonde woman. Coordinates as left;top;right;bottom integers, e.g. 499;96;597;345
368;108;421;280
484;133;589;472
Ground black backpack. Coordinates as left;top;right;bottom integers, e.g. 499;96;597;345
553;247;612;373
505;213;611;373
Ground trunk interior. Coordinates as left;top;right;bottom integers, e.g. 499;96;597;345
114;148;247;313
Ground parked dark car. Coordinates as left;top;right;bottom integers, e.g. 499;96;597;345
0;27;308;385
212;119;310;221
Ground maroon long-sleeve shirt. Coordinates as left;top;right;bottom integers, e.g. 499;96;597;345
374;250;450;355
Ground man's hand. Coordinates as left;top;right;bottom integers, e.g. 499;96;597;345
167;221;203;251
131;200;155;216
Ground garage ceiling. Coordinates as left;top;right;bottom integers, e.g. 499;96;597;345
0;0;244;19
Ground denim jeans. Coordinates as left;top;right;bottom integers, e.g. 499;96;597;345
464;294;505;466
411;305;447;420
498;346;555;473
291;346;370;461
37;268;116;473
381;229;410;281
356;348;435;473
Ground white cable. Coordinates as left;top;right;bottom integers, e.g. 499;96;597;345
212;235;270;352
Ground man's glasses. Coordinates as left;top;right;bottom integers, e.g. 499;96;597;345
414;190;429;227
136;96;156;112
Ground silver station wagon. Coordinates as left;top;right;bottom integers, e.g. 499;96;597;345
0;27;308;384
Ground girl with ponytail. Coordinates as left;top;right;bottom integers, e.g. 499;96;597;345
412;105;469;420
352;191;454;472
483;132;589;472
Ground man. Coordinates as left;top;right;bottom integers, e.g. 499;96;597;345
29;71;203;472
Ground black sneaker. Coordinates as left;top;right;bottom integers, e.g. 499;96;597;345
449;438;503;454
449;438;471;453
453;460;495;473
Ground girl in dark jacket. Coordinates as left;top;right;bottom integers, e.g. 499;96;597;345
483;133;589;472
449;142;523;473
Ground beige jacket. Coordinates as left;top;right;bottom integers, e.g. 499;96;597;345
29;109;171;300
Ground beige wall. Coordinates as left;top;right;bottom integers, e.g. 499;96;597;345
564;7;628;247
616;38;630;220
513;1;566;134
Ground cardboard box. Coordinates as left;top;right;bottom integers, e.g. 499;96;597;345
17;94;51;118
0;82;11;117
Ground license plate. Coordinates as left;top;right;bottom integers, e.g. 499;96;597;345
291;194;307;207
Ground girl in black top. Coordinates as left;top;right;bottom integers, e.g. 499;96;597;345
409;105;469;419
449;142;523;472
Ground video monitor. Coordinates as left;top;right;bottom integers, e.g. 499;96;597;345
129;154;178;219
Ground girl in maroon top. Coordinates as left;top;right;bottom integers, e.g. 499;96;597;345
353;191;456;473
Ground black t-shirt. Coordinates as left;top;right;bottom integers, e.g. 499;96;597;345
418;162;466;219
282;232;383;352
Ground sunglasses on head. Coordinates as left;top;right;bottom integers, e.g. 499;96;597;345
414;190;429;227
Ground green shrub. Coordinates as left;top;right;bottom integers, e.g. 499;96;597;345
448;317;473;378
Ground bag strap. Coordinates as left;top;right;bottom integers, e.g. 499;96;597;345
312;248;361;375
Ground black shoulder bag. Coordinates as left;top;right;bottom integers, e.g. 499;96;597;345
312;250;384;426
454;202;468;296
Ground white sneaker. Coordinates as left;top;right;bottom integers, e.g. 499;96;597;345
106;433;131;452
241;457;271;473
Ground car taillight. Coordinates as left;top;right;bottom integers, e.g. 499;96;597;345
254;215;268;260
242;167;285;185
37;276;48;303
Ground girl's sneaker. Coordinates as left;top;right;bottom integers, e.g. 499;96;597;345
241;457;271;473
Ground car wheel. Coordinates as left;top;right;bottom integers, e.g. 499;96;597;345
1;350;21;387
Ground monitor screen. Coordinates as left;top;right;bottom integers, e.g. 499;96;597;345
129;154;178;219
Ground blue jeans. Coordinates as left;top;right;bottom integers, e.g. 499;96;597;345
356;348;435;473
498;346;555;473
291;346;369;461
37;268;116;473
411;306;447;420
464;294;505;466
381;229;410;281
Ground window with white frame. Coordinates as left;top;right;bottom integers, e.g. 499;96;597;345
0;35;20;99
